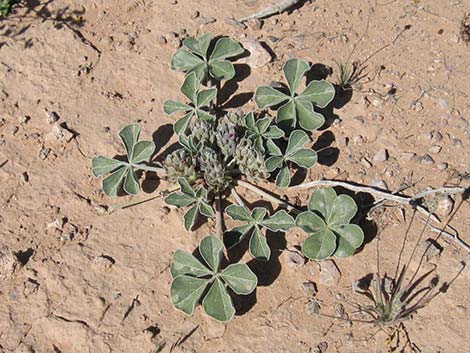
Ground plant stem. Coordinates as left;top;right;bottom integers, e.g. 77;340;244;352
132;163;166;174
215;193;224;238
236;180;301;214
230;188;245;207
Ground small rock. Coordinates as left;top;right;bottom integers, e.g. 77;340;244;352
0;249;17;280
93;255;115;269
432;131;443;142
373;149;388;163
47;218;65;231
412;101;423;112
239;39;272;69
352;135;366;144
319;260;341;286
197;16;216;25
360;157;372;168
158;35;167;45
45;123;74;144
8;126;19;136
429;145;442;154
92;204;108;215
437;195;454;216
311;341;328;353
18;115;30;124
38;147;50;160
401;152;417;161
301;281;317;297
371;98;383;107
46;111;60;124
20;172;29;183
419;239;441;260
419;154;435;165
369;179;388;190
452;138;463;147
437;162;448;170
305;299;321;315
247;18;263;30
285;247;307;268
334;303;346;318
191;10;200;19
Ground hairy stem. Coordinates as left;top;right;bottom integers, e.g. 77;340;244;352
215;193;224;238
236;180;301;214
231;188;246;207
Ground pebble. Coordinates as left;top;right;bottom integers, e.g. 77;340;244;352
45;123;74;144
419;154;435;165
9;126;19;136
0;249;17;280
301;281;317;297
305;299;321;315
239;39;272;68
437;195;454;216
158;35;167;45
46;111;60;124
319;260;341;286
360;157;372;168
191;10;199;19
197;16;216;25
429;145;442;154
369;179;388;190
373;148;388;163
38;147;50;160
401;152;417;161
352;135;366;144
419;239;441;260
285;247;307;268
311;341;328;353
20;172;29;183
433;131;443;142
437;162;448;170
18;115;30;124
452;138;463;147
93;255;115;269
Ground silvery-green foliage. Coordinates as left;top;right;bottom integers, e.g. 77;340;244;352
254;58;335;131
233;138;269;181
190;118;214;146
163;72;216;135
243;112;284;152
171;33;244;83
164;178;215;231
92;124;155;197
170;235;257;322
215;117;238;158
296;188;364;259
163;149;198;183
224;205;295;260
265;130;317;188
198;147;232;192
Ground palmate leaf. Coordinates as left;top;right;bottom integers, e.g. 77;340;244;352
164;178;215;231
224;205;295;260
244;112;284;152
163;72;216;135
91;124;156;197
296;188;364;260
170;33;244;83
254;58;335;132
170;236;257;322
264;130;317;188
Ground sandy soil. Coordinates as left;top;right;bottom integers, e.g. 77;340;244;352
1;0;469;352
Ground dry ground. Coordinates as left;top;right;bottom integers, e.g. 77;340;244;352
1;0;469;352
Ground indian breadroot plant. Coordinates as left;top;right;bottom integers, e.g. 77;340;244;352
91;33;366;322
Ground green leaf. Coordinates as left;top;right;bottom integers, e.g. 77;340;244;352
202;278;235;323
209;60;236;81
183;33;212;57
302;228;337;260
251;208;267;222
296;211;326;234
199;200;215;218
199;236;223;272
308;188;337;219
255;117;271;134
92;156;124;177
328;194;358;225
276;99;296;129
195;109;215;121
171;250;213;278
177;177;196;196
285;130;309;156
171;275;209;315
287;148;317;168
130;141;155;164
119;124;140;157
196;88;217;107
171;49;205;73
295;99;325;131
225;204;253;222
174;112;194;135
249;226;271;260
265;139;282;156
191;62;209;82
244;112;256;131
224;224;254;249
163;100;192;115
283;58;310;95
264;125;284;139
254;86;289;109
209;37;244;62
102;166;127;197
220;264;257;295
299;79;335;108
164;192;195;208
331;224;364;257
123;168;139;195
262;210;295;231
275;165;291;188
265;156;284;172
184;205;198;231
181;72;199;103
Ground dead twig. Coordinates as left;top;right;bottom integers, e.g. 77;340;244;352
231;0;302;23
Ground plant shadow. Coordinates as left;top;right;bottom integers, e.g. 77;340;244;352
218;64;252;110
312;130;339;166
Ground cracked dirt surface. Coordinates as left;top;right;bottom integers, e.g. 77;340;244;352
1;0;470;352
